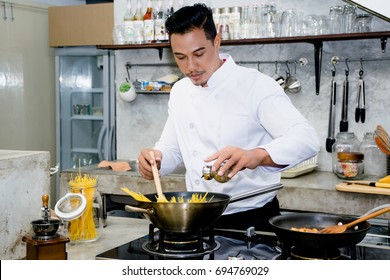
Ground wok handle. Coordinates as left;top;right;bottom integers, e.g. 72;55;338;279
230;183;283;203
125;205;155;215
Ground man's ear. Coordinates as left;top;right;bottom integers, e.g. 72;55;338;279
214;33;221;49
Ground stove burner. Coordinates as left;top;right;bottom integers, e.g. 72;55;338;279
276;242;356;260
142;224;220;259
290;246;341;260
142;240;220;259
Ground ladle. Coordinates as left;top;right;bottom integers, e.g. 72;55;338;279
320;206;390;234
149;151;167;202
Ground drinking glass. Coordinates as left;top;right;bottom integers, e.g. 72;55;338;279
261;3;278;38
329;6;345;34
354;14;372;32
343;5;357;33
280;9;298;37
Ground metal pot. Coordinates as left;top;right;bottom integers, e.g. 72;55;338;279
269;212;371;249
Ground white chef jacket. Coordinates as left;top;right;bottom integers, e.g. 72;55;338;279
154;53;320;214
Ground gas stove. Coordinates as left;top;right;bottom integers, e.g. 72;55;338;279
96;224;280;260
95;224;363;260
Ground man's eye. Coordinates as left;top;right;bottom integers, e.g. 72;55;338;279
176;56;185;60
195;52;204;57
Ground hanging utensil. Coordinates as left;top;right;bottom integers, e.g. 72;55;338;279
326;68;337;153
340;61;349;132
355;60;366;123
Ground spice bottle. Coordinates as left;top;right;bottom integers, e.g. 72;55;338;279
202;165;231;183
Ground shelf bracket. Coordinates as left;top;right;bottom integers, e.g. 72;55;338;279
381;37;387;53
314;41;323;95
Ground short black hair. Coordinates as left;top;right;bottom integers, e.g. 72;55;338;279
165;3;217;42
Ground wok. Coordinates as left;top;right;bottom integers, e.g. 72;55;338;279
269;212;371;249
111;191;231;233
110;183;283;233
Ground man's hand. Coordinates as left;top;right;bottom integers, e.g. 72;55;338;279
204;146;282;179
138;149;162;180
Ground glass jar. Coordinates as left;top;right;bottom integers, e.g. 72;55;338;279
359;132;387;177
66;184;103;243
336;152;364;180
332;132;360;174
336;152;364;179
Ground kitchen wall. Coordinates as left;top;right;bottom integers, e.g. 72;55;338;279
0;0;57;196
115;0;390;172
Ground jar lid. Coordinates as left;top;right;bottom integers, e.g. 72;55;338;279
337;152;364;161
54;193;87;221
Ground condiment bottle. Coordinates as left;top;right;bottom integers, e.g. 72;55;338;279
359;132;387;177
143;0;154;43
154;0;166;42
133;0;144;44
123;0;135;44
202;165;231;183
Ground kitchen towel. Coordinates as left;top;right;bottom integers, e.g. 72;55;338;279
98;160;131;172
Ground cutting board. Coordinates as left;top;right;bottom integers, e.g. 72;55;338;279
336;182;390;196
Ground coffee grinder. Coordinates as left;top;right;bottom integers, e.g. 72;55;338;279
22;194;70;260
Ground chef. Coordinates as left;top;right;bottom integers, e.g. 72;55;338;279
138;3;320;231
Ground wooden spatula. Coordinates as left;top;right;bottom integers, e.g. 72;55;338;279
149;151;167;202
320;206;390;234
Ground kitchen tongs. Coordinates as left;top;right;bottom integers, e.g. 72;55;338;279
326;69;337;152
340;69;349;132
355;68;366;123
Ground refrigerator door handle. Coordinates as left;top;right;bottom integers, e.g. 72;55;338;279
108;125;116;161
98;124;107;161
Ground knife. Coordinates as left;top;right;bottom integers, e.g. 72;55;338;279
344;180;390;189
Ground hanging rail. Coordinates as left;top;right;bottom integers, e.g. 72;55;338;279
125;58;308;69
331;56;390;64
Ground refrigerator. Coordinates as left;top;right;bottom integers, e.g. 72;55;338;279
55;47;116;195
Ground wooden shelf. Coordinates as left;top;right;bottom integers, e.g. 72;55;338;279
98;31;390;95
97;31;390;49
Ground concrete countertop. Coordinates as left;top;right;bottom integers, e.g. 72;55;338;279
60;165;390;218
66;216;150;260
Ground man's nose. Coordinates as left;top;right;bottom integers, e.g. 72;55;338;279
187;57;197;71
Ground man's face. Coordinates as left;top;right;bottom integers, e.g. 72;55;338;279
170;28;221;87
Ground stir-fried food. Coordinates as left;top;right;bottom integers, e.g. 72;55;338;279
121;187;214;203
290;226;319;233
